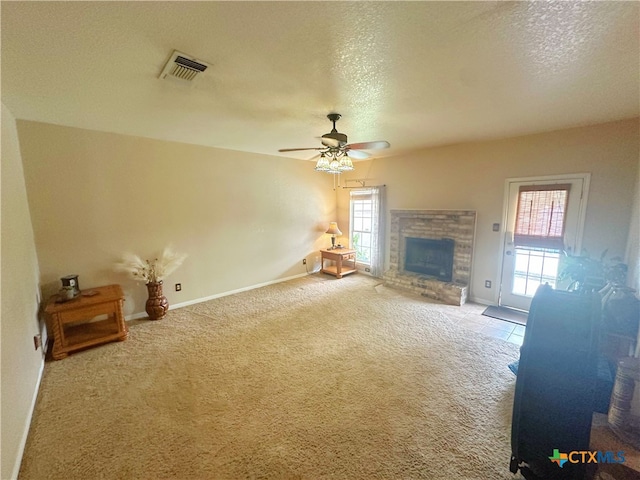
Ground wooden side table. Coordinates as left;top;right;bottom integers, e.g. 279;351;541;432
320;248;357;279
45;284;128;360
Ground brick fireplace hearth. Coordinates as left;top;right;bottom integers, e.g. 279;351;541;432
383;210;476;305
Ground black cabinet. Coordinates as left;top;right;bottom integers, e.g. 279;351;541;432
510;284;601;480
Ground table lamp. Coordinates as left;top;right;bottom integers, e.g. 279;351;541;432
326;222;342;249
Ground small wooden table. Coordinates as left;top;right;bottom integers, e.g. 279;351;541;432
320;248;357;279
45;284;128;360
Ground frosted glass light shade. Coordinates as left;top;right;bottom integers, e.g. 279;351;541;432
328;158;341;174
315;153;330;171
338;154;354;171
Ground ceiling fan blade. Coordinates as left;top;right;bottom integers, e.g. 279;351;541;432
346;141;390;150
345;149;371;159
278;147;322;152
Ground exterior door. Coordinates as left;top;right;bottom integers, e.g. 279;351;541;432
499;174;589;311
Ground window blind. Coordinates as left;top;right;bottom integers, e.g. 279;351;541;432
513;184;571;249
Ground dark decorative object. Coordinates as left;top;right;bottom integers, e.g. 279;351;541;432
510;284;600;479
600;283;640;339
145;281;169;320
60;274;80;297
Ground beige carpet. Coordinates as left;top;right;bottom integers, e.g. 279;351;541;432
20;274;522;479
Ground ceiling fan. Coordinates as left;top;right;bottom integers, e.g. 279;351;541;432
278;113;390;174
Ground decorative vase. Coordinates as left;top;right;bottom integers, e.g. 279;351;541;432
608;356;640;449
145;280;169;320
601;284;639;338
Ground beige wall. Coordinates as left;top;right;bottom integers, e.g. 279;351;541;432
5;114;638;475
1;104;44;479
17;121;335;316
338;118;639;304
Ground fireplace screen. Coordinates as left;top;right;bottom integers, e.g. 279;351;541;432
404;237;454;282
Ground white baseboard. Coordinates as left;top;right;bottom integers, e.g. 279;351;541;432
125;272;310;321
11;356;45;480
13;273;310;475
468;296;493;306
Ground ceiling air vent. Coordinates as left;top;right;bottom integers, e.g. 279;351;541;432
159;51;210;83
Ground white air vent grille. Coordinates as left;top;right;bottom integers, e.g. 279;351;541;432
159;51;210;83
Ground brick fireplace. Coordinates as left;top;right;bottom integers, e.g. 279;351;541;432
384;210;476;305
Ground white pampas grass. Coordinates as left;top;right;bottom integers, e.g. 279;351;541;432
154;246;188;280
114;246;187;284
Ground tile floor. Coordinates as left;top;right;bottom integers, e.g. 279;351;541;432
430;300;527;346
458;309;526;346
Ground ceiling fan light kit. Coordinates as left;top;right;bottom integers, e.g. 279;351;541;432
315;152;354;174
280;113;389;175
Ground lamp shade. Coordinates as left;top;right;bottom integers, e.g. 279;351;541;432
338;153;354;171
314;153;330;171
327;158;341;174
325;222;342;236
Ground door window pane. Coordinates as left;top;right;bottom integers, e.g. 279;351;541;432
515;254;530;274
525;279;542;296
513;275;527;295
512;247;561;297
542;256;559;278
528;254;544;276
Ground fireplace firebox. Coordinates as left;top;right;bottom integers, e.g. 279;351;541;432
404;237;454;282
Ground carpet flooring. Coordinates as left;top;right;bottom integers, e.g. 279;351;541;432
482;305;528;326
20;274;523;479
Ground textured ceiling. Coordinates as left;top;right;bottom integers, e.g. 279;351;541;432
2;1;638;161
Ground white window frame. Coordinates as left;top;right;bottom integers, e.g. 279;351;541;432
350;190;374;265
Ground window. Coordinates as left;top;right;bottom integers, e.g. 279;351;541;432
350;191;373;264
349;186;386;276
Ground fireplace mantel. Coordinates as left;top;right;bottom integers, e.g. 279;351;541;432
384;209;476;305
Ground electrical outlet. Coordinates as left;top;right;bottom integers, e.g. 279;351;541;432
33;334;42;350
302;259;307;265
175;283;182;291
485;280;492;288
